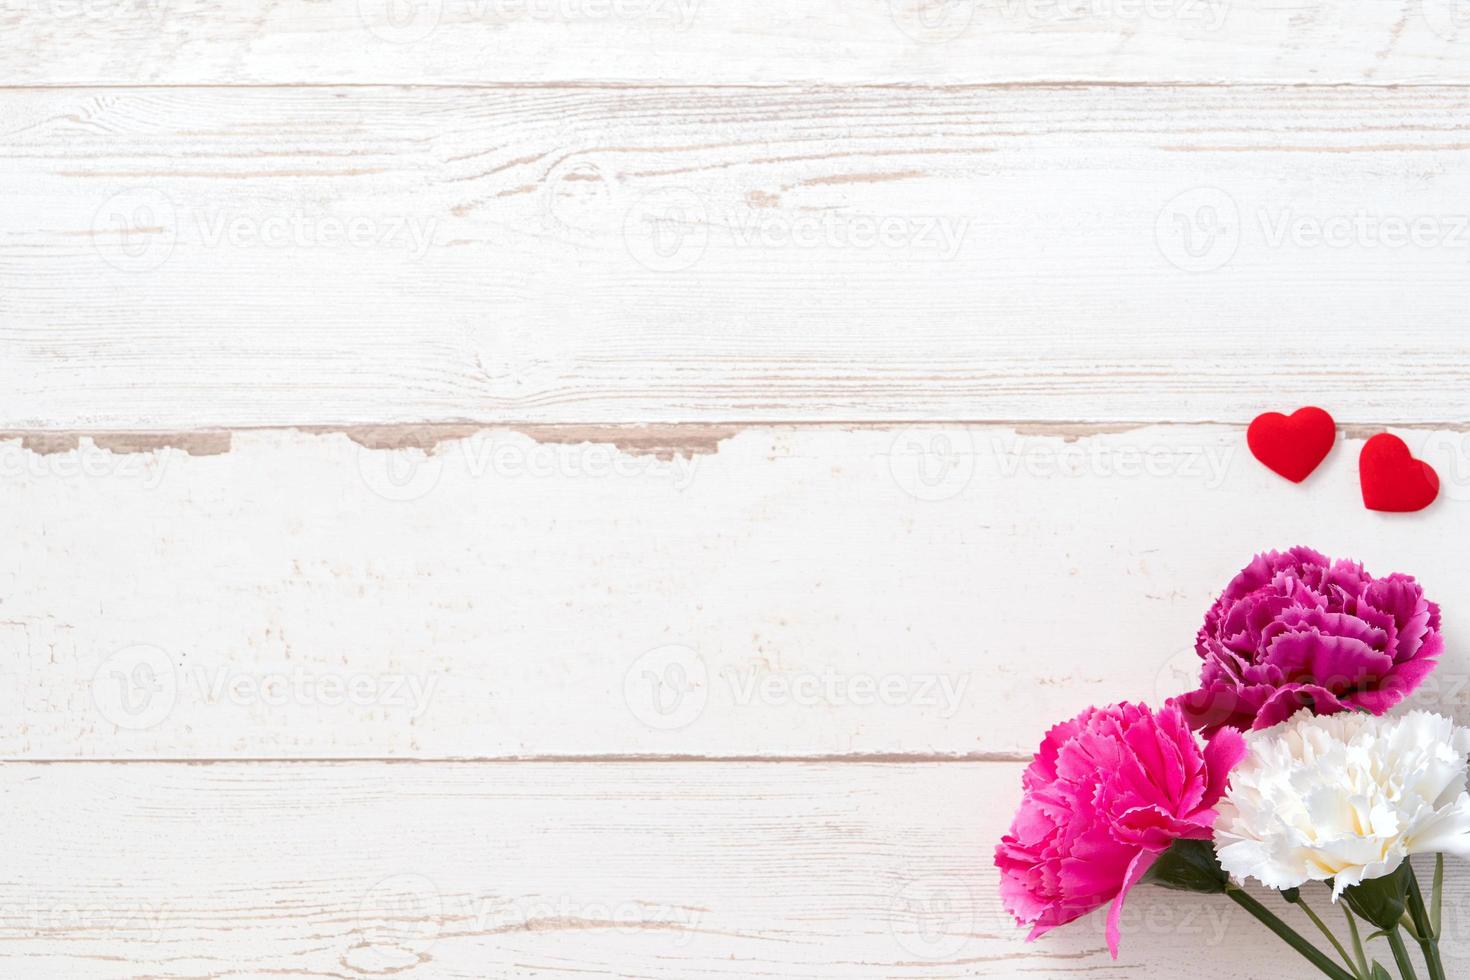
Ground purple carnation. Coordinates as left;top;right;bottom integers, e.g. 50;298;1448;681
1178;546;1443;736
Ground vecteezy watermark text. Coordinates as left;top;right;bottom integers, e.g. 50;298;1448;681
357;431;702;502
0;898;171;941
0;440;171;490
623;645;973;730
724;666;970;718
357;0;701;44
29;0;172;22
989;433;1235;488
1158;188;1470;272
622;188;973;272
90;188;440;272
353;874;701;968
888;0;1229;44
728;211;970;259
92;645;439;730
189;666;437;718
194;209;437;259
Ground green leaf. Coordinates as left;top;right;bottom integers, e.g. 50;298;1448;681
1370;961;1394;980
1140;839;1229;895
1342;865;1411;932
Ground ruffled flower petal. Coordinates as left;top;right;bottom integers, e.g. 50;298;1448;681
1106;850;1160;959
1214;711;1470;898
996;702;1237;958
1184;549;1440;735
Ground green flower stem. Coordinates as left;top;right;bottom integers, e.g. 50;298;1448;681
1226;888;1358;980
1405;862;1447;980
1387;928;1420;980
1292;892;1361;979
1342;903;1370;980
1431;855;1443;940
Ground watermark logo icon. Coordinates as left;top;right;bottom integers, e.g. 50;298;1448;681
355;874;442;968
357;447;445;502
624;644;708;730
1153;645;1203;708
92;644;178;730
1156;187;1239;272
1421;0;1470;42
92;188;177;273
888;0;975;42
624;188;709;272
889;876;976;959
1420;432;1470;502
888;428;976;501
359;0;444;43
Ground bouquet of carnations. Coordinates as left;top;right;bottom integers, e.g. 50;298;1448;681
997;547;1467;980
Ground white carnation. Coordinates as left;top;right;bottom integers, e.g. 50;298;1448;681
1214;710;1470;899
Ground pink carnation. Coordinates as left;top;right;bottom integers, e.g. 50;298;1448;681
995;702;1244;958
1179;546;1442;736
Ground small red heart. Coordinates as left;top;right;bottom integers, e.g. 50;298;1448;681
1247;407;1336;483
1360;433;1439;513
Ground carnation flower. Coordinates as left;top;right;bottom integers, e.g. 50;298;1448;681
1214;710;1470;899
1180;546;1442;736
995;702;1245;958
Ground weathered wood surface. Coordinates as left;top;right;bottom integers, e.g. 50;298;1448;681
5;0;1470;86
2;761;1466;979
7;86;1470;427
2;424;1465;760
8;5;1470;977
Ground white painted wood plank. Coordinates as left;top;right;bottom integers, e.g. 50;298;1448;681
2;424;1467;759
6;86;1470;427
1;760;1466;978
5;0;1470;85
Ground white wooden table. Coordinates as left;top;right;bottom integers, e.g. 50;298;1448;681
4;3;1470;976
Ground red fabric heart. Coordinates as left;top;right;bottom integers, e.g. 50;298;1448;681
1247;407;1336;483
1360;433;1439;513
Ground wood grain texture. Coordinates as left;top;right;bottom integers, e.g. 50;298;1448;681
7;85;1470;428
7;9;1470;978
5;0;1470;86
3;424;1466;759
1;760;1466;979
